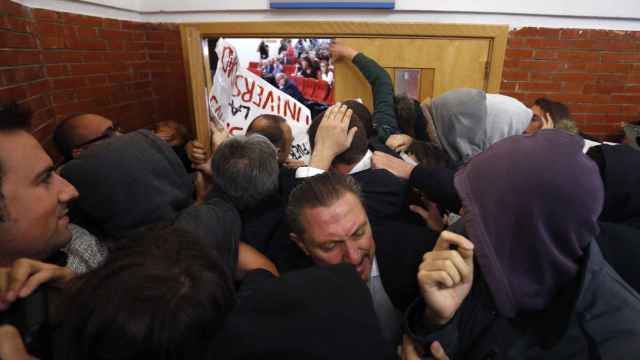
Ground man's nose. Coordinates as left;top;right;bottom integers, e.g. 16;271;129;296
343;241;361;265
57;174;79;202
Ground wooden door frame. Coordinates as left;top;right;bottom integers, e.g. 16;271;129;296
180;21;508;140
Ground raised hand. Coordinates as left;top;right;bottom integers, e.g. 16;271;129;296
418;231;474;325
0;258;74;311
309;103;358;170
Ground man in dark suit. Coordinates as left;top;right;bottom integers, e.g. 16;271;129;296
286;171;436;347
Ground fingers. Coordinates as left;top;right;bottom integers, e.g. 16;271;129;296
421;251;472;284
401;335;421;360
433;231;474;256
0;325;33;360
346;126;358;146
0;259;73;310
430;341;450;360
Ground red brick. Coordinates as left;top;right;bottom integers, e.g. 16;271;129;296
31;9;60;22
70;63;113;76
0;50;41;66
24;79;50;97
77;85;114;100
133;71;150;81
99;28;132;41
40;36;66;49
592;40;637;52
32;22;64;36
148;52;180;61
529;72;553;81
560;82;584;93
0;84;27;102
62;13;102;27
51;76;87;90
0;0;28;17
507;38;528;48
558;63;588;72
595;74;628;82
144;42;164;52
583;83;626;94
145;30;180;42
611;94;640;104
2;66;44;85
32;118;57;142
601;53;640;63
505;49;533;59
51;90;77;105
5;17;31;32
22;95;49;115
54;99;103;117
0;31;36;48
102;18;122;29
126;42;146;51
66;38;107;50
512;60;562;72
511;27;561;39
525;39;567;49
87;74;108;85
572;104;623;113
132;31;146;41
588;30;628;40
108;40;125;51
42;50;83;64
624;85;640;93
122;21;148;31
45;64;68;77
31;108;56;133
532;50;558;60
501;70;529;81
553;94;610;104
559;29;586;39
500;82;516;92
628;74;640;83
585;63;634;74
82;51;104;62
75;26;98;38
517;82;563;92
556;51;600;62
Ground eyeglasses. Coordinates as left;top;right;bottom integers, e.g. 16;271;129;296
75;126;122;149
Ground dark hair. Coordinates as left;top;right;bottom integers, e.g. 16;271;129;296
211;135;279;210
342;100;374;138
0;102;31;222
533;98;577;133
307;108;368;167
287;172;361;236
246;114;287;150
407;141;451;168
394;94;417;138
59;225;236;360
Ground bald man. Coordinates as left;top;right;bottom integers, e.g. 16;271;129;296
53;114;121;162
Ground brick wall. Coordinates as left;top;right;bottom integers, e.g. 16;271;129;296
501;27;640;140
0;0;188;158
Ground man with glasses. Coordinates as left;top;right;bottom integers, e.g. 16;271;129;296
53;113;122;163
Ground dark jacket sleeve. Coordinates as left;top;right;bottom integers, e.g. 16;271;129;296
405;297;461;358
352;53;399;143
409;165;462;213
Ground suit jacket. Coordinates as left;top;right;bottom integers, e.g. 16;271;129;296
213;264;397;359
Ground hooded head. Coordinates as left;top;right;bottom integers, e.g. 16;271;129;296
454;130;604;317
428;89;531;165
61;130;194;238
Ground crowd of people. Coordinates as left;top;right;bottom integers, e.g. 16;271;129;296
1;41;640;359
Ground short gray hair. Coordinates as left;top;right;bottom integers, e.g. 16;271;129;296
211;134;279;210
287;172;362;236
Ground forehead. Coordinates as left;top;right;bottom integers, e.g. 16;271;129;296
300;192;367;242
0;131;51;182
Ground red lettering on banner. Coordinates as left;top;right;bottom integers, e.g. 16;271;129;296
283;99;296;121
262;90;274;111
221;46;238;78
241;77;256;103
253;84;264;107
233;75;243;97
304;114;310;125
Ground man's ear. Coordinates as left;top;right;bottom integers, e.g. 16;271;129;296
289;233;309;256
71;148;83;159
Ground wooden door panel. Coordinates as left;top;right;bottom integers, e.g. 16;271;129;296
334;37;491;111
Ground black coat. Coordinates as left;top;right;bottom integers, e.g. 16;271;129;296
213;264;397;359
405;241;640;359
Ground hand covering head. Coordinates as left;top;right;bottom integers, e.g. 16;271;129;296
61;130;194;238
454;130;604;317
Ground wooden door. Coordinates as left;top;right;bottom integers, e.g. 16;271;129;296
334;37;491;111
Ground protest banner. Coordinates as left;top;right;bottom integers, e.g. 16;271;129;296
210;38;312;162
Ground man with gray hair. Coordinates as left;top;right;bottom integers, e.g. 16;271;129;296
211;134;285;253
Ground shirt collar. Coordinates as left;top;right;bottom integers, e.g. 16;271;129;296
349;150;373;174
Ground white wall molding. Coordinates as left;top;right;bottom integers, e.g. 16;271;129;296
14;0;640;31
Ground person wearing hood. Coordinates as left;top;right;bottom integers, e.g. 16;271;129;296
61;129;277;279
403;130;640;359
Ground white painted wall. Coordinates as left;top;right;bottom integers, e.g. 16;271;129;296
16;0;640;30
